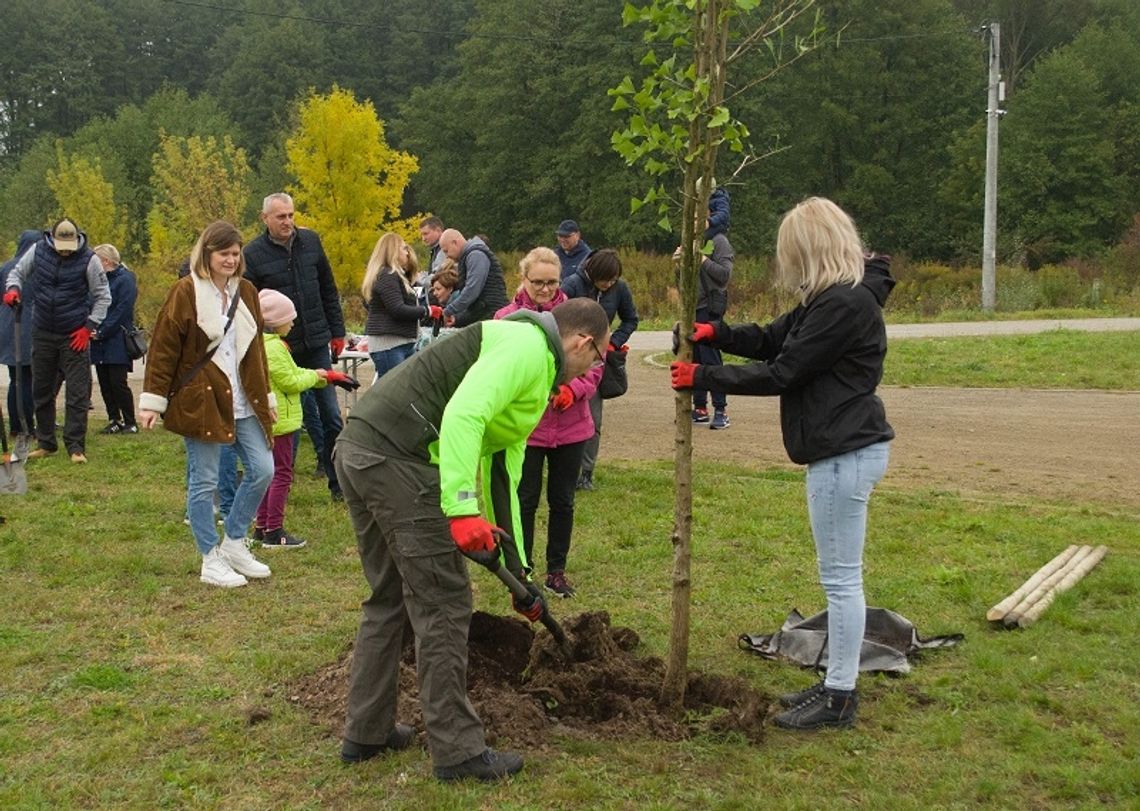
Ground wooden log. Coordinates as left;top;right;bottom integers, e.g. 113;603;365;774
1003;545;1094;627
1017;545;1108;628
987;544;1080;622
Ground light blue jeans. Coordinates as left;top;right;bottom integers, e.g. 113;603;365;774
806;441;891;692
184;416;274;556
369;342;415;380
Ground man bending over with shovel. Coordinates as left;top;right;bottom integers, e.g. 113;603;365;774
333;297;609;782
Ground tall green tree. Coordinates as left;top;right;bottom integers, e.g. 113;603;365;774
999;46;1128;262
734;0;978;258
396;0;661;250
0;0;127;158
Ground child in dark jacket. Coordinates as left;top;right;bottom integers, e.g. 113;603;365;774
706;182;730;239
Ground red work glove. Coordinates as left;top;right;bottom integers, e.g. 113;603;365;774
670;361;699;390
691;322;716;343
512;582;546;623
449;515;497;554
550;384;574;411
2;289;19;308
323;370;360;391
69;326;94;352
330;337;346;362
427;304;444;320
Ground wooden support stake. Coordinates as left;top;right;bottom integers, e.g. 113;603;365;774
1003;545;1095;627
1017;545;1108;628
987;544;1080;622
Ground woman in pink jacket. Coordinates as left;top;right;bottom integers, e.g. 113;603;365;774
495;247;602;598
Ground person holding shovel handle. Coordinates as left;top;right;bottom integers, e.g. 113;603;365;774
671;197;895;730
334;297;609;782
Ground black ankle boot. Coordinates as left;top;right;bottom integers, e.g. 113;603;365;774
773;686;858;730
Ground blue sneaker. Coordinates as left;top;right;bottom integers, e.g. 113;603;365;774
692;408;710;424
710;410;730;430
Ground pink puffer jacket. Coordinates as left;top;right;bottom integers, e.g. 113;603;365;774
495;289;600;448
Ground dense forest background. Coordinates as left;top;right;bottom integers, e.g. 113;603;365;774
2;0;1139;270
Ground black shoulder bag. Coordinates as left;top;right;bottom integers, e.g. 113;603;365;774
167;289;242;399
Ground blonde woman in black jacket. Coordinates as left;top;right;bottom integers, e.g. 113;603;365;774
361;233;443;379
671;197;894;731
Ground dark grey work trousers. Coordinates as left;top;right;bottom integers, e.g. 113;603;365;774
31;327;92;454
334;439;486;769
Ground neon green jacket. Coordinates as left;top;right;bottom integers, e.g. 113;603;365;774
263;332;326;436
340;311;565;572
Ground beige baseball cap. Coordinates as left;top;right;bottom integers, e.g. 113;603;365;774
52;219;80;251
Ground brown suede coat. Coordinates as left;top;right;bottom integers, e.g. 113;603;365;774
140;274;274;446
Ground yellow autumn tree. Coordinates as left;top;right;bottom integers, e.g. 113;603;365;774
286;86;422;293
147;133;252;270
46;144;128;250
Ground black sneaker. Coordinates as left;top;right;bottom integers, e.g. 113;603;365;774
330;487;345;503
119;423;139;434
340;724;415;763
575;472;593;491
100;421;123;435
778;681;825;709
773;687;858;730
544;571;576;598
262;528;306;549
433;748;524;782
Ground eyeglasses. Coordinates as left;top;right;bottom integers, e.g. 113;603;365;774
526;277;560;290
579;334;605;368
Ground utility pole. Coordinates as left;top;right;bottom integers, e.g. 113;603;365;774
982;21;1003;312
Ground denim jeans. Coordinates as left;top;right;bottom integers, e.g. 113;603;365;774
579;393;603;477
300;390;324;462
369;342;415;381
217;443;239;518
805;441;890;691
184;416;274;556
292;344;342;493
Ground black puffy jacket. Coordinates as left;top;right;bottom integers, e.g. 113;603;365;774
243;228;345;350
695;256;896;464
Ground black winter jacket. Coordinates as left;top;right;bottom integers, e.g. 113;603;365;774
243;228;345;350
695;256;895;464
561;269;640;348
364;270;428;341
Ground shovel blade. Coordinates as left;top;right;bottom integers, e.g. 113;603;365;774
0;460;27;495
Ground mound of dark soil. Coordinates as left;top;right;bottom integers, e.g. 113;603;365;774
288;610;768;749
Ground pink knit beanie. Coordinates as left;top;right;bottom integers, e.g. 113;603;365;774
258;289;297;328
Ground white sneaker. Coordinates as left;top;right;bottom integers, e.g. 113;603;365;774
201;547;248;588
220;537;271;579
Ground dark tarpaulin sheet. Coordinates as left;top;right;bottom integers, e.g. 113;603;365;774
739;607;963;674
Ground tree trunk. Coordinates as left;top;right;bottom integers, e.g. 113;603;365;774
660;0;729;712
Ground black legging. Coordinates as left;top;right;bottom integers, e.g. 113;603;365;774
95;364;136;426
517;441;587;574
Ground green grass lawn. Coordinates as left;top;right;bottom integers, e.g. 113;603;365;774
0;335;1137;808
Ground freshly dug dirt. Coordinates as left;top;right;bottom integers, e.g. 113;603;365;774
288;610;768;749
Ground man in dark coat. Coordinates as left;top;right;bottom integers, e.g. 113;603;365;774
3;218;111;463
554;219;591;281
0;230;41;436
243;192;348;500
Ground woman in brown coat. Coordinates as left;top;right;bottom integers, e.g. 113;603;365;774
139;221;277;588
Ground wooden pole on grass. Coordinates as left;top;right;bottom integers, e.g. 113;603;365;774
1016;545;1108;628
986;544;1080;622
1003;545;1096;627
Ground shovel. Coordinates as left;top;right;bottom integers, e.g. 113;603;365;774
463;530;570;651
0;403;28;495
